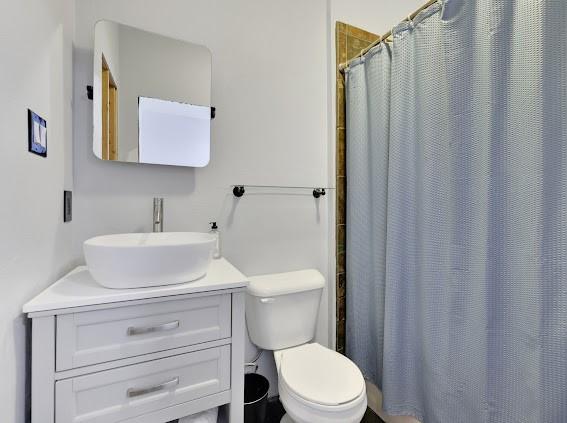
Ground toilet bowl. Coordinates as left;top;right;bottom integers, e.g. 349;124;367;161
275;343;367;423
245;270;367;423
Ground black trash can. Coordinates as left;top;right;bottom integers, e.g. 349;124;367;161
244;373;269;423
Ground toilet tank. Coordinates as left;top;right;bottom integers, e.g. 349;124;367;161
246;270;325;351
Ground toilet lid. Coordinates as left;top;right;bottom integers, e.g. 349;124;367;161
280;343;365;406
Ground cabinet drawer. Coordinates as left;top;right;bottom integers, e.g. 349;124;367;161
55;345;231;423
56;294;231;370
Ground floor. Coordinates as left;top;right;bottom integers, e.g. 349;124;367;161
167;398;385;423
361;408;387;423
266;397;385;423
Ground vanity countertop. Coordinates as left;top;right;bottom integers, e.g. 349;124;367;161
23;258;248;315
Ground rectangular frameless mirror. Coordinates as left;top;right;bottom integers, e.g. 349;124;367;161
93;20;212;167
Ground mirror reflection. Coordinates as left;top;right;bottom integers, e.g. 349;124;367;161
93;20;212;167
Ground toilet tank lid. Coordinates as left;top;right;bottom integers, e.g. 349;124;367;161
247;269;325;297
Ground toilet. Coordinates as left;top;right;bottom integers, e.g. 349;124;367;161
246;270;367;423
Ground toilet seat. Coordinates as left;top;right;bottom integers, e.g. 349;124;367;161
279;375;367;416
276;344;367;423
278;343;365;406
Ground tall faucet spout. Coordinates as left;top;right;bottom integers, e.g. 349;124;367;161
153;198;163;232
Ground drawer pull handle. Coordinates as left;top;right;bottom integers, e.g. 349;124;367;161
127;377;179;398
127;320;180;336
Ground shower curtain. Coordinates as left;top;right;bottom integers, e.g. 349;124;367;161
345;1;567;422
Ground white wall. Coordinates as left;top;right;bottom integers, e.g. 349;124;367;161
0;0;74;421
74;0;332;398
328;2;424;422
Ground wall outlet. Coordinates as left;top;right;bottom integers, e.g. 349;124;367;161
63;191;72;222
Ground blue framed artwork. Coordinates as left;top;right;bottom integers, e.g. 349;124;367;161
28;109;47;157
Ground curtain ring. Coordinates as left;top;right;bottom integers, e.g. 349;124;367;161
387;27;395;43
407;14;415;28
438;0;445;15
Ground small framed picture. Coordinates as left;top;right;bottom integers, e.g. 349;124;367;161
28;109;47;157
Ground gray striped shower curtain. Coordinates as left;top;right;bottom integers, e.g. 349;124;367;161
346;1;567;422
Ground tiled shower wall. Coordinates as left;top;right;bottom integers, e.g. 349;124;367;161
336;22;379;354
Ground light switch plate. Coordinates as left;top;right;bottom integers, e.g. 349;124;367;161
63;191;72;222
28;109;47;157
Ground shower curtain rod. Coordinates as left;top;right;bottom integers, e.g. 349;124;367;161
338;0;438;72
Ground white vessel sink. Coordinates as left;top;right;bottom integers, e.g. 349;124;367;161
84;232;216;289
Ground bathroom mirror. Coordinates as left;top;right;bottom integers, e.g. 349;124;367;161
93;20;212;167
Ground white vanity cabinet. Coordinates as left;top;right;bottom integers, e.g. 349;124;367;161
24;259;248;423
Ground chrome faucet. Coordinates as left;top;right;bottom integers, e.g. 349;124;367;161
153;198;163;232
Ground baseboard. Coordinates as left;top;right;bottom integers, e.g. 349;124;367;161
365;381;421;423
